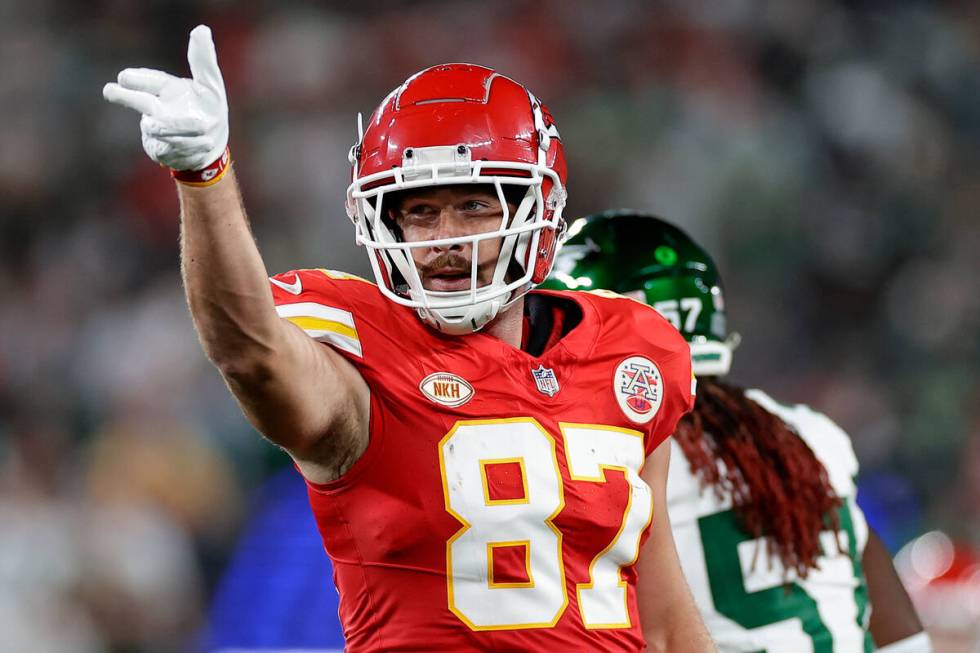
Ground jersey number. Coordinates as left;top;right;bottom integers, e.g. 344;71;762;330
698;504;871;652
653;297;702;332
439;418;652;631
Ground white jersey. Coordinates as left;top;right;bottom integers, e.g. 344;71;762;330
667;389;873;653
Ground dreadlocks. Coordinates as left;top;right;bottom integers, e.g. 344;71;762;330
674;378;842;578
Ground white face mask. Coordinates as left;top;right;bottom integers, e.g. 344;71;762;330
347;144;566;334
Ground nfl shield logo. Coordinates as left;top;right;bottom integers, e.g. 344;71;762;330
531;365;560;397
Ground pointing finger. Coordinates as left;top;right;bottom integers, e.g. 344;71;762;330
186;24;225;95
117;68;176;94
103;83;161;115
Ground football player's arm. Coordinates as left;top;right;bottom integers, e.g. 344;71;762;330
178;172;369;481
864;528;933;652
103;26;369;481
636;440;716;653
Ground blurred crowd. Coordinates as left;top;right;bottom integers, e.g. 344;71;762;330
0;0;977;650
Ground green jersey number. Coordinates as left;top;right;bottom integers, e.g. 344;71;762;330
698;504;872;652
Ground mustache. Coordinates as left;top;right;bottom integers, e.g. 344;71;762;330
418;253;473;275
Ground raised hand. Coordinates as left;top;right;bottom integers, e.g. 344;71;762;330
104;25;228;172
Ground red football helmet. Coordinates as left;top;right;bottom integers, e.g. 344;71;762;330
346;63;568;334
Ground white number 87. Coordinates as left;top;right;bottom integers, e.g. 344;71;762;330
439;418;652;631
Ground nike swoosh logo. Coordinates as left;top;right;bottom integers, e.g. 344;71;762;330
270;274;303;295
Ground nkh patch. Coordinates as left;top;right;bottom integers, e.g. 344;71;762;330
419;372;474;407
613;356;663;424
531;365;560;397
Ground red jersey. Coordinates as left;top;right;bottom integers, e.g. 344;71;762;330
270;268;695;652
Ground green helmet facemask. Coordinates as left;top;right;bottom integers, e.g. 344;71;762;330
541;210;740;376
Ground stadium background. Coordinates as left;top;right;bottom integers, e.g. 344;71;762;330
0;0;977;651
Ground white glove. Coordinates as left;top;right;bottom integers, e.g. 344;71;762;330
103;25;228;172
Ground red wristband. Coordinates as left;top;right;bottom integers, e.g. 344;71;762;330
171;147;231;187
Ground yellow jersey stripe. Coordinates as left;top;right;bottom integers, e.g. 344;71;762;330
285;316;358;341
275;301;362;357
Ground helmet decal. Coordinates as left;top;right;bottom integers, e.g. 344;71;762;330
653;245;678;267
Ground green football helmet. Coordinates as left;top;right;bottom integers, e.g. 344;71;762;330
541;210;739;376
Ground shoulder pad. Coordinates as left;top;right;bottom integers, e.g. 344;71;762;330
269;269;377;358
746;389;860;490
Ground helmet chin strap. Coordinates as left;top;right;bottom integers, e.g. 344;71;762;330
417;296;508;334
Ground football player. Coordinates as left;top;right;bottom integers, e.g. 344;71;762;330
544;210;932;653
104;27;713;652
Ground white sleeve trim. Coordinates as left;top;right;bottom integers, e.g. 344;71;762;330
275;302;363;358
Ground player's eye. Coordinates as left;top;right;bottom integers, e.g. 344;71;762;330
461;199;495;212
402;204;438;221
